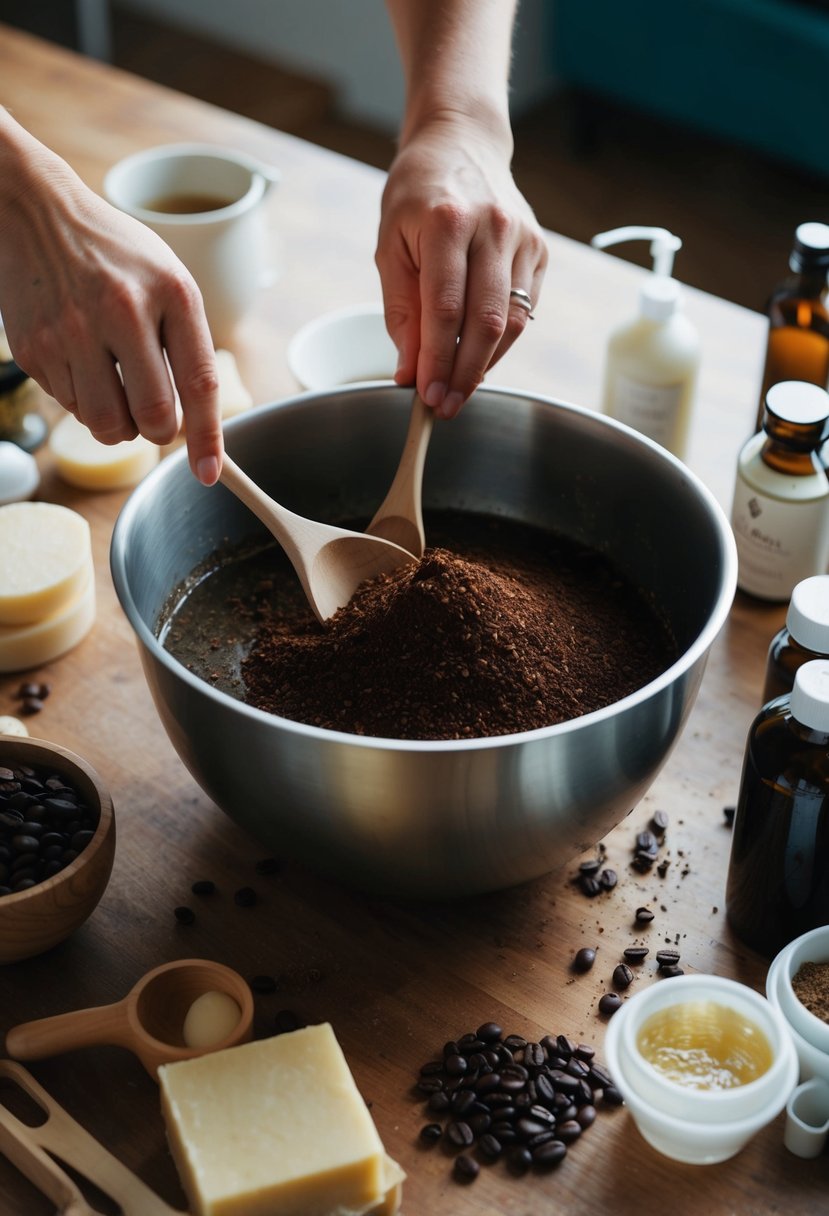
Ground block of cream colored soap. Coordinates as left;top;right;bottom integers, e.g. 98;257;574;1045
0;501;91;626
50;412;159;490
158;1023;403;1216
0;559;95;672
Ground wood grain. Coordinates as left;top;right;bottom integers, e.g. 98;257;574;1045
0;22;825;1215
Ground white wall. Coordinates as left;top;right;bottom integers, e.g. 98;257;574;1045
120;0;556;129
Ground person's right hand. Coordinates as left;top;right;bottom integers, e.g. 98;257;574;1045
0;125;223;484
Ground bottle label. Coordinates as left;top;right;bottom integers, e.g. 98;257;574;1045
731;476;829;600
609;373;683;448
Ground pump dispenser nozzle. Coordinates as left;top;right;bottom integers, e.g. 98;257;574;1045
591;226;683;277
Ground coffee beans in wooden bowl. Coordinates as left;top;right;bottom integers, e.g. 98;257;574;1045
0;736;114;963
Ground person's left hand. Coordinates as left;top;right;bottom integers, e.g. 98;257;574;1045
376;116;548;419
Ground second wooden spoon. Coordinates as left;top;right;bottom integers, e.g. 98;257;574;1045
366;392;434;557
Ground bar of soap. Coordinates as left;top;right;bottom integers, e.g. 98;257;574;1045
0;560;95;672
49;413;159;489
182;991;242;1050
0;502;91;626
158;1023;404;1216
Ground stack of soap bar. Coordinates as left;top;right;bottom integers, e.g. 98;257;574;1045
0;502;95;671
49;413;159;490
158;1022;404;1216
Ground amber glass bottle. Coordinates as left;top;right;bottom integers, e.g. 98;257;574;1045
726;659;829;958
755;222;829;432
763;575;829;703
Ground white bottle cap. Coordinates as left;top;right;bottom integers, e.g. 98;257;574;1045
639;275;681;322
765;380;829;426
791;659;829;732
787;576;829;653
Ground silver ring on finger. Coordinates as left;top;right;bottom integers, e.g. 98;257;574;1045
509;287;535;319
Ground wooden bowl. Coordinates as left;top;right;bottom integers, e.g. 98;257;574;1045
0;736;115;964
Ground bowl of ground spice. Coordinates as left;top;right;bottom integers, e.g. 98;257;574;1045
111;384;736;897
771;926;829;1062
0;736;115;962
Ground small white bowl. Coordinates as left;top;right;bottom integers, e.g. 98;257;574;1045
287;303;397;390
772;925;829;1055
604;973;798;1164
767;928;829;1085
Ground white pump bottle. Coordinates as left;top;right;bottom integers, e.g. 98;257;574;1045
591;226;700;460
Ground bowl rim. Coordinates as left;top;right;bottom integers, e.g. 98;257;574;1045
111;382;739;751
0;735;114;905
768;927;829;1058
286;302;395;390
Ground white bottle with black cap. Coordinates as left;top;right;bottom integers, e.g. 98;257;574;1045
591;226;700;459
731;380;829;601
763;575;829;702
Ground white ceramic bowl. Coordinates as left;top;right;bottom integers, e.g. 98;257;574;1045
286;303;397;390
771;925;829;1054
767;927;829;1084
604;974;799;1164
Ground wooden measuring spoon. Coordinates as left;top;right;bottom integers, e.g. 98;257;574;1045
219;454;417;622
366;392;434;557
4;958;253;1080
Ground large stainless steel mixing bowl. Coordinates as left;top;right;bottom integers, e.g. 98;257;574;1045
111;385;736;897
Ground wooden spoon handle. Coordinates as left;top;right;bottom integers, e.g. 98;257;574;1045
0;1062;184;1215
0;1100;93;1215
367;392;433;555
6;1001;131;1061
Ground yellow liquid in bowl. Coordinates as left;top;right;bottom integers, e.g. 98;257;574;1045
636;1000;774;1090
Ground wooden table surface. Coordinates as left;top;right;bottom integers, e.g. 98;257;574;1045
1;23;825;1216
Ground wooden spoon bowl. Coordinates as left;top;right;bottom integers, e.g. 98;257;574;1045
0;736;115;965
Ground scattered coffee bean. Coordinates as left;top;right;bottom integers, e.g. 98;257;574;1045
599;867;618;891
598;992;622;1016
622;946;649;963
19;698;44;716
660;964;685;978
452;1154;480;1183
477;1132;502;1161
447;1120;474;1148
233;886;257;907
506;1145;532;1175
174;905;195;925
636;830;659;854
602;1085;624;1106
532;1138;567;1168
634;906;655;923
274;1008;301;1034
651;809;669;833
578;873;601;897
578;857;601;875
612;964;634;990
419;1122;442;1144
249;974;277;994
191;879;216;895
476;1021;502;1043
655;949;681;968
572;946;596;973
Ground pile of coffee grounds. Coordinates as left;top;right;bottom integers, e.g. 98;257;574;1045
792;960;829;1023
241;519;676;741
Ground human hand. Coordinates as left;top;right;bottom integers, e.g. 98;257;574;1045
376;116;548;419
0;137;222;484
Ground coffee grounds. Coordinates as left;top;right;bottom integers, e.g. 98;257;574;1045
792;960;829;1024
242;527;675;741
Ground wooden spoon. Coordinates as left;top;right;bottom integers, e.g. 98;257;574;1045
219;454;417;622
366;392;434;557
5;958;254;1080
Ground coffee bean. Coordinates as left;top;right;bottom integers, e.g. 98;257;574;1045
599;867;618;890
444;1053;468;1077
446;1121;474;1148
577;1103;597;1129
636;829;659;853
587;1063;613;1090
623;946;649;963
467;1111;491;1136
20;697;44;715
249;975;277;994
419;1122;442;1144
174;905;195;924
602;1085;624;1106
579;874;601;897
472;1133;500;1163
524;1043;545;1069
452;1154;479;1183
532;1138;567;1168
634;906;655;923
578;857;601;875
598;992;622;1016
516;1116;551;1139
655;949;681;967
612;963;634;990
651;809;669;833
506;1145;532;1175
191;879;216;895
233;886;257;907
476;1021;502;1043
557;1119;582;1143
503;1034;527;1051
427;1090;450;1113
450;1089;476;1114
660;964;685;978
274;1009;301;1034
574;1043;595;1061
573;946;596;973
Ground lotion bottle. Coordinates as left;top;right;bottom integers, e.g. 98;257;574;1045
591;226;700;459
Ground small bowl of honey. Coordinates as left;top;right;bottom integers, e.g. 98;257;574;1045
603;973;798;1164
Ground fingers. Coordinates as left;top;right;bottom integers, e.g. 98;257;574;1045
162;301;223;486
486;239;549;373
